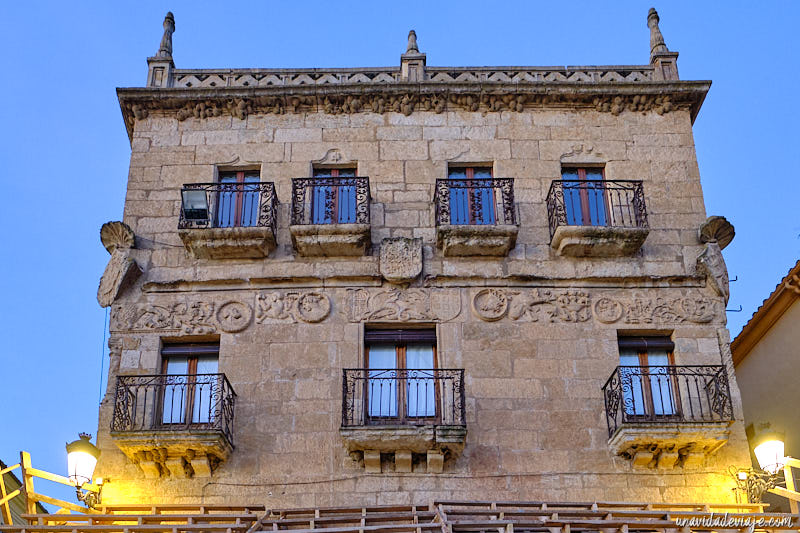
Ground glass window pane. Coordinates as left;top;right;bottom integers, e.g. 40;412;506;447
162;357;189;424
619;349;646;416
193;357;218;424
405;344;435;417
367;345;397;417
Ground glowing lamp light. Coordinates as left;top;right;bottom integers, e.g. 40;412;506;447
66;433;100;487
754;437;785;474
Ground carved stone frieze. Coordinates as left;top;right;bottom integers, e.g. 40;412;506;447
471;289;721;324
255;291;332;324
98;221;141;308
113;299;254;334
472;289;591;323
380;237;422;283
592;294;718;325
346;288;461;322
697;242;730;303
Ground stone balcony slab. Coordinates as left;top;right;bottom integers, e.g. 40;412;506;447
179;226;277;259
550;226;649;257
290;224;371;257
608;421;731;470
437;224;519;257
110;429;233;479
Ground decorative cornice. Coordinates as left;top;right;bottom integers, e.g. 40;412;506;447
731;259;800;365
117;79;710;141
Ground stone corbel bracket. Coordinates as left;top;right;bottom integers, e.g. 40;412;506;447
98;221;142;308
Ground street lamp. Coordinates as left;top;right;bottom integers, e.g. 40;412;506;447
753;431;786;474
65;433;102;508
730;429;786;504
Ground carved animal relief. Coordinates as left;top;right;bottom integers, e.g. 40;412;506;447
472;289;720;324
472;289;591;323
255;291;332;323
346;289;461;322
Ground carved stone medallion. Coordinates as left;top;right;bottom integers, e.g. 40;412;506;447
296;292;332;322
471;289;509;321
216;301;253;332
100;221;136;253
698;216;735;250
380;237;423;283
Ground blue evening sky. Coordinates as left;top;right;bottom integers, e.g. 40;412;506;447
1;0;797;502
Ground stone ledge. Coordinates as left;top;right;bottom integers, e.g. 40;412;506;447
608;421;731;470
550;226;649;257
437;225;519;257
290;224;371;257
110;430;233;479
179;227;276;259
340;425;466;455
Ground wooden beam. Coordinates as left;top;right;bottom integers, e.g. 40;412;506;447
27;467;101;493
0;488;21;507
0;463;20;477
20;451;36;515
28;492;94;514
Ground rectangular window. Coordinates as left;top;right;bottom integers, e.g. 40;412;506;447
618;336;678;418
561;167;608;226
160;343;219;426
364;329;437;422
216;170;261;227
311;168;357;224
447;166;496;225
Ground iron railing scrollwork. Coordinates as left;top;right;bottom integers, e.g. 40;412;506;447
341;369;466;427
111;373;236;447
291;177;370;225
434;178;516;226
546;179;648;239
178;182;278;233
602;365;733;438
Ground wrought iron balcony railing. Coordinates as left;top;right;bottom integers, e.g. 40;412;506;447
342;369;466;427
291;177;370;225
546;180;648;239
178;182;278;232
602;365;733;438
111;374;236;447
434;178;516;226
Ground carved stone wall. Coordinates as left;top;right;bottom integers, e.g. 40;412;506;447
99;80;748;506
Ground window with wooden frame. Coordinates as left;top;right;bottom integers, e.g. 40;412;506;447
160;343;220;426
364;329;437;423
447;166;496;225
216;170;261;227
618;336;679;418
311;167;357;224
561;167;609;226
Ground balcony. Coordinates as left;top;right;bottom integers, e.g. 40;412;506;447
434;178;518;256
546;180;649;257
110;373;236;478
178;182;278;259
340;369;466;473
290;177;371;256
602;365;734;469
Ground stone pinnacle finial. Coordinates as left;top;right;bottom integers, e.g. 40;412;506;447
406;30;419;54
156;11;176;59
647;7;669;56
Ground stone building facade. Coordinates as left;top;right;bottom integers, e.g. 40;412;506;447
95;9;750;507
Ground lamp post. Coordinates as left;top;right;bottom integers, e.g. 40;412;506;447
65;433;102;508
730;430;786;504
